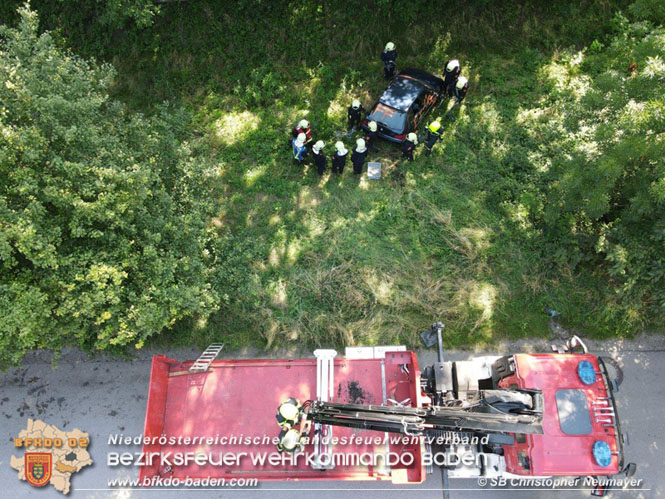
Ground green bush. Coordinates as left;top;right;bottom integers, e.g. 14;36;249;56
531;18;665;327
0;4;225;368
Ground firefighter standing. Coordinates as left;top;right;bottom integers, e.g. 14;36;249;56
277;428;305;454
276;398;302;428
347;100;365;130
312;140;326;176
332;141;348;174
351;138;368;174
291;119;312;144
292;133;308;165
424;119;442;157
453;76;468;104
365;121;379;152
275;398;305;454
401;132;418;161
443;59;461;96
381;42;397;79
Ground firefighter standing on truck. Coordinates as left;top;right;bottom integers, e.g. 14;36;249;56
347;100;365;130
276;398;302;428
424;119;442;157
276;398;305;454
277;428;305;454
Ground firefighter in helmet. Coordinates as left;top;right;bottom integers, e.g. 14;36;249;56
381;42;397;79
453;76;468;104
443;59;461;96
312;140;327;176
424;119;442;157
352;138;368;174
347;99;366;130
365;120;379;152
332;141;348;174
275;398;307;454
277;428;305;454
401;132;418;161
291;119;312;144
292;133;308;165
276;397;303;427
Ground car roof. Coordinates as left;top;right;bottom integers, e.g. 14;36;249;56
399;68;444;91
378;76;427;112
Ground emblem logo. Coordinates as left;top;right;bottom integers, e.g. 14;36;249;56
25;452;52;487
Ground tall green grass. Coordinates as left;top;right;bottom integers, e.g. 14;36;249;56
9;0;658;352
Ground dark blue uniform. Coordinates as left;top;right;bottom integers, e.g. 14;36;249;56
381;49;397;79
351;149;368;174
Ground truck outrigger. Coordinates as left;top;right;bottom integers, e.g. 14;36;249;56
140;322;635;496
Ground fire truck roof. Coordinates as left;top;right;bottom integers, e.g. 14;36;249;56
507;354;621;476
140;351;424;483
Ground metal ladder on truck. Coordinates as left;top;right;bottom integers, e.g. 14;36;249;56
311;349;337;470
189;343;225;373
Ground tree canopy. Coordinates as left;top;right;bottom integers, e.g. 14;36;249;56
534;15;665;326
0;4;222;368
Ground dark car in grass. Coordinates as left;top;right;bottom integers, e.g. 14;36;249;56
362;68;444;143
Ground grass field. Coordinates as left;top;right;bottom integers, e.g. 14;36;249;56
11;0;657;353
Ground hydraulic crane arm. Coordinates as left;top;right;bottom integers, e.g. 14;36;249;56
306;389;544;437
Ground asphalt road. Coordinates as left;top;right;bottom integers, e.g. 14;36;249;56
1;335;662;499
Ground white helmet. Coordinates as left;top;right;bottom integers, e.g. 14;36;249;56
335;141;347;154
356;138;366;151
446;59;460;72
368;121;378;132
280;428;302;452
313;140;324;152
296;132;306;145
385;42;395;52
352;99;361;109
456;76;468;89
407;132;418;144
298;119;309;129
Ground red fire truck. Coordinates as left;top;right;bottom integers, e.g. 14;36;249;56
140;323;635;496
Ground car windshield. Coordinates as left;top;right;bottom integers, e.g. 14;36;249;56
367;103;406;133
